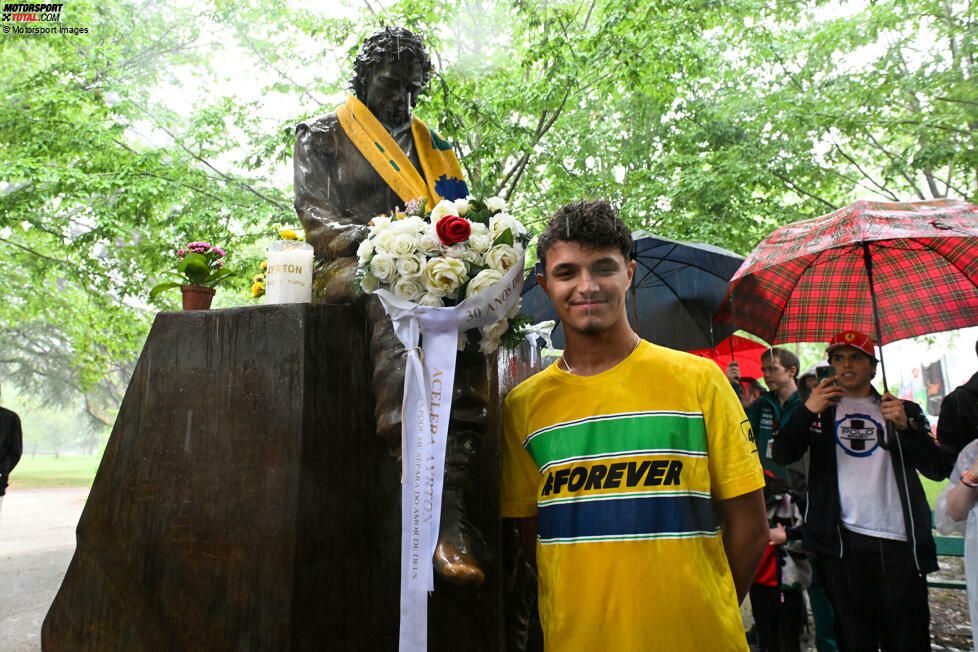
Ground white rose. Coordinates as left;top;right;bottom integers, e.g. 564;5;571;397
485;196;507;213
418;230;443;256
389;232;419;256
454;197;471;216
392;276;425;302
422;256;468;297
418;293;444;307
462;249;484;266
369;216;392;233
443;243;467;259
429;199;457;224
391;215;424;234
372;229;395;253
369;252;397;283
489;212;526;240
465;268;503;298
482;317;509;341
457;331;469;351
356;238;374;265
360;272;380;293
467;229;491;254
485;243;520;273
479;335;501;355
396;254;425;278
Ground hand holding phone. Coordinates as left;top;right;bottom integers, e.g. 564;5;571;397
815;365;837;385
806;365;843;413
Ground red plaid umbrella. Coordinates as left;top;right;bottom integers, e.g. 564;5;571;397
716;199;978;381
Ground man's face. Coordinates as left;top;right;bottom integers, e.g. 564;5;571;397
538;241;634;337
761;357;794;394
361;56;425;128
828;346;877;394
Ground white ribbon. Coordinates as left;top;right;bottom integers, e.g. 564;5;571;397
522;320;556;368
374;258;525;652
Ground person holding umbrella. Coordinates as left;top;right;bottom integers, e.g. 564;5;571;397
772;330;950;651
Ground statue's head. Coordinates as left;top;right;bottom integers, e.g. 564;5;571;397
351;26;432;128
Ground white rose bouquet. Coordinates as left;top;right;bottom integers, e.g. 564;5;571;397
356;196;531;354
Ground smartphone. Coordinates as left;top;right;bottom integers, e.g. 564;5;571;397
815;365;837;384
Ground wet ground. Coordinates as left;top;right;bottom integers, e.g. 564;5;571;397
0;487;972;651
0;487;88;652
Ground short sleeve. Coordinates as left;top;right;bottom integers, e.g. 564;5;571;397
500;393;541;518
699;362;765;501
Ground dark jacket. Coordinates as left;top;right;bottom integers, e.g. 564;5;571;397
747;390;805;491
937;371;978;457
0;406;23;496
772;391;952;575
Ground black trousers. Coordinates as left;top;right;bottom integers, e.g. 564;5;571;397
749;583;804;652
820;528;931;652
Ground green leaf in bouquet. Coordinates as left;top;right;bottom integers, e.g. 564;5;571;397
492;228;514;247
465;261;488;276
177;252;210;284
468;207;491;225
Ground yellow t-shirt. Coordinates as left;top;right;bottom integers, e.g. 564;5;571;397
501;340;763;651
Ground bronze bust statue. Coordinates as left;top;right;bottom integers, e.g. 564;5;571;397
293;27;489;587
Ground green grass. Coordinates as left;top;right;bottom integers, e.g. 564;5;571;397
920;474;949;511
8;455;101;488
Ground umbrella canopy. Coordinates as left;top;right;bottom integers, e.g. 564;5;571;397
716;199;978;347
521;232;744;350
688;334;768;380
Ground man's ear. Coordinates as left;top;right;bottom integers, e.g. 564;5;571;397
537;273;549;297
626;259;637;285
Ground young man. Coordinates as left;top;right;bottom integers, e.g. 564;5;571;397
501;200;767;651
772;330;952;652
748;348;803;487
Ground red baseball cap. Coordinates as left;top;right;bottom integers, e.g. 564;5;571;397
826;330;878;361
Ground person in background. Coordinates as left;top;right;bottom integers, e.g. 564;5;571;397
938;339;978;458
937;440;978;652
797;364;826;404
773;330;951;652
0;383;23;519
740;377;763;411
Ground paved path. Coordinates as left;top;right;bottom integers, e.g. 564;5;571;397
0;487;88;652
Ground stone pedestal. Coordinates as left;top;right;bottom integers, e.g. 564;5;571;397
42;304;501;650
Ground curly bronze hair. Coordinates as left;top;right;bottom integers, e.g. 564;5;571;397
350;26;432;97
537;200;633;272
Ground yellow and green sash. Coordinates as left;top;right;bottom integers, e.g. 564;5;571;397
335;94;468;207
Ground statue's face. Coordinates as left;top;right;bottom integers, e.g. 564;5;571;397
361;55;425;128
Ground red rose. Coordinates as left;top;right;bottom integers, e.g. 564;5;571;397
435;214;472;246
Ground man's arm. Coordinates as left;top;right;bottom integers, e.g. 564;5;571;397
937;390;972;458
887;397;954;480
719;488;768;603
293;119;368;260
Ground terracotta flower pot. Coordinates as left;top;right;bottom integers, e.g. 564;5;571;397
181;285;216;310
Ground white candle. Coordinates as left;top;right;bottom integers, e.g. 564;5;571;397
265;241;313;304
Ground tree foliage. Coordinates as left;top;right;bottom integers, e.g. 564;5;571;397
1;0;973;418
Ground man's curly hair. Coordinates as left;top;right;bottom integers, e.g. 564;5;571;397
350;26;432;97
537;200;633;272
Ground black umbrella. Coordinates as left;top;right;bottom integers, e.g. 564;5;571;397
521;231;745;350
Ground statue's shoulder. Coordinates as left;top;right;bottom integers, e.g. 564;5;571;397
296;113;342;156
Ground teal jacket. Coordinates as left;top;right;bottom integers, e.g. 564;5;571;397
747;390;801;482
